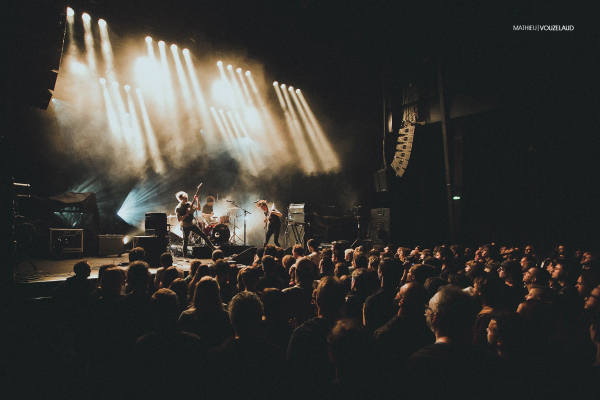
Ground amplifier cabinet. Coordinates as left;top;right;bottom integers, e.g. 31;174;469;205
98;235;124;256
50;228;84;253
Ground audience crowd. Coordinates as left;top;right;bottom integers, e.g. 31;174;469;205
7;240;600;399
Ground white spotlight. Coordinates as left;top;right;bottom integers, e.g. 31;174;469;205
273;81;278;86
210;107;216;111
124;85;131;92
236;68;242;73
112;81;119;88
82;13;90;22
66;7;74;17
99;78;106;85
182;48;189;55
296;89;300;93
219;109;224;113
281;84;286;89
289;86;294;91
158;41;165;47
245;71;251;76
98;19;106;27
170;44;177;50
135;88;141;94
217;61;223;67
145;36;152;43
227;65;232;70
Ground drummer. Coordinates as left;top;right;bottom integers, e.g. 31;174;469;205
201;196;216;224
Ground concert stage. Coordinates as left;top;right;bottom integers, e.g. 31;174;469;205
13;243;256;299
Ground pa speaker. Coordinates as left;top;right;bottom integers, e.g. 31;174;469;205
374;169;388;192
133;236;168;268
230;247;257;266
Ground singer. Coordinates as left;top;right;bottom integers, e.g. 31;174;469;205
255;200;282;247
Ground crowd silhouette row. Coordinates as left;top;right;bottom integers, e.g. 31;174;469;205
10;241;600;399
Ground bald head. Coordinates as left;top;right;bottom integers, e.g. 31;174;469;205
397;282;429;316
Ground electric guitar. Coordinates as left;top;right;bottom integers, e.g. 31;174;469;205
264;203;282;229
178;183;202;228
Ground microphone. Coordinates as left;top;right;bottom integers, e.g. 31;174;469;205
226;199;232;202
253;199;260;204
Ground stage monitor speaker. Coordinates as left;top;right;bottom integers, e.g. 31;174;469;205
133;235;168;268
351;239;362;249
145;212;167;237
191;246;213;259
374;169;388;192
230;246;257;266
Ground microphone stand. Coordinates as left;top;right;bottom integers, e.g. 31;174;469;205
226;200;251;246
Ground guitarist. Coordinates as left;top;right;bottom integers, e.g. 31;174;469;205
256;199;283;247
175;186;216;261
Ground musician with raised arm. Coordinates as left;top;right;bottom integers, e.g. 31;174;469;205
175;187;216;262
256;199;283;247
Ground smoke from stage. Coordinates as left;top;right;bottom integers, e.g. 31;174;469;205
36;7;344;245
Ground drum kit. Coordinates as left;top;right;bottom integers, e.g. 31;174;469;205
167;205;244;246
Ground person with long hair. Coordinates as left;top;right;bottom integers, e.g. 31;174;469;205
178;276;234;351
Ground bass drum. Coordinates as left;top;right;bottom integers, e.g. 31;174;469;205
211;224;230;244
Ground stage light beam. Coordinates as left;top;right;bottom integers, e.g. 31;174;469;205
98;18;116;81
183;49;213;133
171;44;197;136
82;13;97;71
281;84;317;174
136;89;165;173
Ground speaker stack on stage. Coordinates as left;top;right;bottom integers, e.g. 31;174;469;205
370;208;390;244
132;213;168;268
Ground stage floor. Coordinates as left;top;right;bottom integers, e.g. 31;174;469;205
13;254;213;299
14;254;211;283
